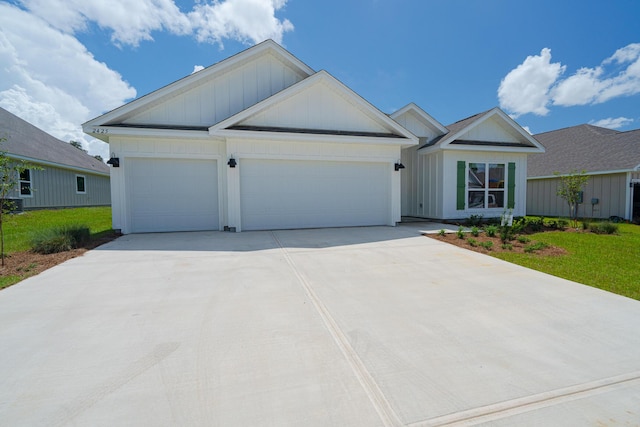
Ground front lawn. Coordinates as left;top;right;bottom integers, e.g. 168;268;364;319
1;207;115;289
493;223;640;300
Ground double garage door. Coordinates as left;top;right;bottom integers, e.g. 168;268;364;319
240;159;390;231
127;158;390;233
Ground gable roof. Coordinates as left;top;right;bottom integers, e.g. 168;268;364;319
210;70;418;145
529;124;640;177
83;39;315;140
1;107;109;175
418;107;545;153
390;103;448;136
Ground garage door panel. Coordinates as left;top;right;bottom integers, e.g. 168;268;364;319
241;159;389;231
128;158;219;233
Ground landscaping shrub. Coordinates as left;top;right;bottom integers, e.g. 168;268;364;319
589;222;618;235
557;218;569;230
484;225;498;237
524;242;549;253
467;238;478;247
438;229;446;237
525;216;544;232
457;226;465;239
501;243;513;250
466;214;483;227
517;235;531;244
480;241;493;250
31;225;91;254
471;226;480;237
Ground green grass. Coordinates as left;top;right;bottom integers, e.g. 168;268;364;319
493;223;640;300
2;207;111;253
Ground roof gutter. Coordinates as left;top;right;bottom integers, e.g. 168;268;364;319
7;154;110;177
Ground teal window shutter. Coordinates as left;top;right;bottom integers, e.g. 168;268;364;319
507;162;516;209
456;161;465;210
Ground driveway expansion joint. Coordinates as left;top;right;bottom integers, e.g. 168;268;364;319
269;231;403;427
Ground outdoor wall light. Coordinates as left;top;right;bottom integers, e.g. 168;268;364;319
106;156;120;167
227;157;237;168
394;162;405;171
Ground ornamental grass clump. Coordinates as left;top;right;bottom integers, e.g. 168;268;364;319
31;225;91;254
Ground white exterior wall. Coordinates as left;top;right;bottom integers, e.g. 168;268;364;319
108;136;225;233
226;137;401;231
442;150;529;219
401;147;442;218
122;52;307;127
460;116;522;142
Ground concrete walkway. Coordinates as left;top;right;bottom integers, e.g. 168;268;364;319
1;225;639;426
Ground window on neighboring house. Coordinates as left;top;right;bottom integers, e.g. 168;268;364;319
76;175;86;194
19;169;32;197
468;163;505;209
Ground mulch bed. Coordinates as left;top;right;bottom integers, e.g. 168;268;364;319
426;231;567;256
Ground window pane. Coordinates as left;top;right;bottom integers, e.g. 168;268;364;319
468;163;486;188
489;164;505;188
76;176;86;192
20;183;31;196
489;190;504;208
468;191;485;208
20;169;30;181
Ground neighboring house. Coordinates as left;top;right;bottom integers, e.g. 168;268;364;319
1;107;110;210
84;40;541;234
527;124;640;221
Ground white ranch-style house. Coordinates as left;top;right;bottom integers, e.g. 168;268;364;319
84;40;544;234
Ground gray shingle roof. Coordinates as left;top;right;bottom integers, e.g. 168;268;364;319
529;124;640;177
0;107;109;175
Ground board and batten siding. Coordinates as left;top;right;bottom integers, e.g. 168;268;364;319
122;52;307;128
527;173;628;219
18;165;110;209
401;147;442;218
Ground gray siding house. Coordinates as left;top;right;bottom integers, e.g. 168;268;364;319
527;124;640;222
1;107;110;210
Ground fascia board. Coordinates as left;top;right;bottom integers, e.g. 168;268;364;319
390;103;448;134
7;154;110;177
493;108;546;152
217;129;415;146
211;71;418;143
83;40;315;128
441;144;546;153
85;126;213;140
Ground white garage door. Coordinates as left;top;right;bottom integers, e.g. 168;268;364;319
240;159;390;231
128;158;219;233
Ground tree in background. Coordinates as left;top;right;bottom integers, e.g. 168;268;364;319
0;137;41;266
555;169;589;228
69;140;87;153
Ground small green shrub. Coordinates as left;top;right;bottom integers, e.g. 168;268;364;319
480;241;493;250
517;235;531;244
438;229;446;237
557;218;569;230
500;226;513;243
524;242;550;253
581;219;591;230
467;238;478;247
457;226;465;239
589;222;618;235
525;216;544;232
466;214;483;227
471;226;480;237
31;225;91;254
484;225;498;237
501;243;513;250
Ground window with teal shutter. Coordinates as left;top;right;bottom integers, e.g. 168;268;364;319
507;162;516;209
456;161;465;210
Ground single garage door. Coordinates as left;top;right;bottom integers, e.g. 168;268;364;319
240;159;390;231
128;158;219;233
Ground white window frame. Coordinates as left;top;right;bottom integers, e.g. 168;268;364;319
76;174;87;194
19;169;33;198
467;162;506;209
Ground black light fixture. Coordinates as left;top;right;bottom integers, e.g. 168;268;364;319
106;155;120;167
394;162;405;171
227;157;237;168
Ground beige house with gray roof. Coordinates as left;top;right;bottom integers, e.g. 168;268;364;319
1;107;110;210
527;124;640;221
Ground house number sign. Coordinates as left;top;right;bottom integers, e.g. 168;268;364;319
92;127;109;134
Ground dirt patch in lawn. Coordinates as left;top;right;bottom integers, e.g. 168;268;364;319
426;232;567;256
0;231;120;288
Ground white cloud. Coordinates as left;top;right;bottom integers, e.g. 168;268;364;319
0;4;136;159
17;0;293;47
192;65;205;74
499;44;640;117
589;117;634;130
497;48;565;118
522;125;533;135
189;0;294;46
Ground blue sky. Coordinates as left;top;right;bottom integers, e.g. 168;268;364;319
1;0;639;159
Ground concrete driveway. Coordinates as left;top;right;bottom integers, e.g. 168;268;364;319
1;225;640;426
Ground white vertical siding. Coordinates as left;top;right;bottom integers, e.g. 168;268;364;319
459;116;521;142
122;53;307;127
400;148;443;219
